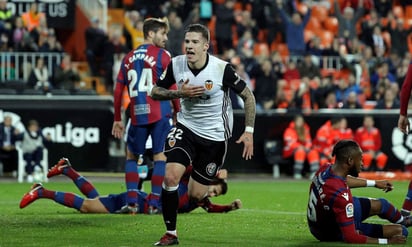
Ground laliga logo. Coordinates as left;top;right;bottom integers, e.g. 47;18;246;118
43;122;99;148
392;120;412;165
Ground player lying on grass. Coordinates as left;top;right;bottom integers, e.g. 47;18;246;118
307;139;410;245
19;158;242;214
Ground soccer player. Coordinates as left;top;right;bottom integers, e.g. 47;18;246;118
19;158;242;214
150;23;256;245
397;60;412;218
111;18;179;214
307;139;409;244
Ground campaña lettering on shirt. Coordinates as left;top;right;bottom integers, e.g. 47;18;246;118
129;50;156;67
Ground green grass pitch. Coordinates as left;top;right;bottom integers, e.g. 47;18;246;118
0;178;411;246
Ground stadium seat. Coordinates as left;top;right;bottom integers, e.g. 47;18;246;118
270;42;289;58
304;29;315;43
0;88;17;95
306;17;321;33
406;6;412;20
50;89;71;95
324;16;339;35
311;5;328;23
319;30;334;48
253;42;269;56
21;88;44;95
393;5;404;19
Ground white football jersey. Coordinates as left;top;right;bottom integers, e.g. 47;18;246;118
172;55;233;141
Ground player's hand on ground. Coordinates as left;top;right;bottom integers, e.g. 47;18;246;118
236;132;254;160
231;199;242;210
375;180;393;193
180;79;205;98
398;115;410;134
112;121;124;139
388;235;406;244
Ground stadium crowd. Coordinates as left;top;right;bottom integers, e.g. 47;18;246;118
0;0;412;106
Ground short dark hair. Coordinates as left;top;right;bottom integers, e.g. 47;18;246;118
210;178;228;195
332;139;360;163
184;23;210;43
143;18;169;39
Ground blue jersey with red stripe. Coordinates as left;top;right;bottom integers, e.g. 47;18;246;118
307;164;368;243
114;43;171;125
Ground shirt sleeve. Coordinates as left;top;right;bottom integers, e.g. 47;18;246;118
400;63;412;116
222;64;247;94
332;190;368;244
156;62;175;89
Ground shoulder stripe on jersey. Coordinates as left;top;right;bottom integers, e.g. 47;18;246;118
328;187;346;209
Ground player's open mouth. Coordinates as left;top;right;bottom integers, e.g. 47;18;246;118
186;51;195;55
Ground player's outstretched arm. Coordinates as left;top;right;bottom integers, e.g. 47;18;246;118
347;176;393;192
236;87;256;160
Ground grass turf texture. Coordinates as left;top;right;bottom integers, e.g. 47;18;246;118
0;178;411;247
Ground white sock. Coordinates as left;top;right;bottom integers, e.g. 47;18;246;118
166;230;177;236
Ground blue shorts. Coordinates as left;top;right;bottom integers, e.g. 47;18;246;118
127;117;172;155
99;191;148;213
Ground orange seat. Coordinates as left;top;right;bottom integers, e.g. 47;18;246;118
311;5;328;23
324;16;339;35
393;5;404;19
304;29;315;43
253;42;269;56
296;2;308;14
271;43;289;58
319;30;334;48
406;6;412;20
306;17;321;33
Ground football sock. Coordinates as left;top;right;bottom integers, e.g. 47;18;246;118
161;186;179;231
65;167;99;198
125;159;139;205
39;188;84;211
149;160;166;206
402;180;412;212
378;198;403;223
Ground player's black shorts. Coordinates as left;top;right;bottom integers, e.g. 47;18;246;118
164;122;227;185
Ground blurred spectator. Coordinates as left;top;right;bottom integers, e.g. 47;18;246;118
290;77;314;111
38;30;64;53
215;0;236;54
0;115;22;176
53;54;81;91
354;115;387;171
21;2;45;33
297;53;321;82
334;0;364;41
306;36;323;57
28;57;51;93
397;57;411;88
312;75;335;108
370;61;396;90
283;59;300;82
15;31;38;52
123;10;143;51
167;8;198;56
253;59;279;111
373;0;392;18
236;29;255;59
387;18;411;58
324;90;339;108
0;0;14;48
282;114;320;179
338;117;354;139
264;0;284;45
270;51;286;78
375;87;400;109
313;117;342;166
342;91;362;109
11;17;28;50
360;9;380;55
84;17;108;76
21;119;51;183
277;0;311;56
370;25;387;58
335;72;363;104
235;10;259;44
230;61;253;109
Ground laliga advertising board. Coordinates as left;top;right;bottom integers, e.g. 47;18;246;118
0;96;114;171
7;0;76;29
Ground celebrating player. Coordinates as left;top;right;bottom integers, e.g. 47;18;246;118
19;158;242;214
307;139;410;244
150;23;256;245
